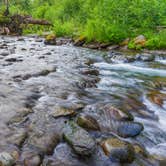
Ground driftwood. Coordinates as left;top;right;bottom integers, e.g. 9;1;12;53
0;14;52;35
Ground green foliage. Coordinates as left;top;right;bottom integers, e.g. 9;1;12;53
146;30;166;49
4;0;166;49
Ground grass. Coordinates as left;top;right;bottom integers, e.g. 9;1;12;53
1;0;166;50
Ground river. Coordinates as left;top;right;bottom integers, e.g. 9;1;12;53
0;36;166;166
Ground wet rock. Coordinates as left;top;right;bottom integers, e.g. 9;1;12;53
107;45;119;51
147;90;166;107
44;34;56;45
24;155;41;166
103;105;133;121
7;108;33;125
17;37;25;41
77;76;100;88
133;144;148;157
134;35;146;46
43;143;87;166
117;122;144;138
101;138;135;163
56;37;73;45
74;36;86;46
84;59;95;66
7;129;27;147
5;58;17;62
35;38;43;42
136;53;155;62
20;149;41;166
0;152;15;166
120;38;130;46
28;131;60;154
80;68;99;76
76;113;100;131
50;106;76;118
63;122;96;156
0;51;9;56
44;52;52;55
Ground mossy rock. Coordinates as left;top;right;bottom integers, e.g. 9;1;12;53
45;34;56;41
44;34;56;45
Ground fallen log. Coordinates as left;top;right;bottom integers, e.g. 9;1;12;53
0;14;52;35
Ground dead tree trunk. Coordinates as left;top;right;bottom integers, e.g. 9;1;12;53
0;14;52;35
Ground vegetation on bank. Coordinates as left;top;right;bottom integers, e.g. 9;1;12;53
1;0;166;49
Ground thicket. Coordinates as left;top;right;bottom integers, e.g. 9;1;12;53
1;0;166;49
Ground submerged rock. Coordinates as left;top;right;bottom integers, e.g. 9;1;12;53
63;122;96;156
101;138;135;163
76;113;100;131
43;143;87;166
28;132;60;154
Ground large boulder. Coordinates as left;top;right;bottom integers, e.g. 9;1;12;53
63;122;96;156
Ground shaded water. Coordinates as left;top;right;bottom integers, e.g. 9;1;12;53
0;36;166;165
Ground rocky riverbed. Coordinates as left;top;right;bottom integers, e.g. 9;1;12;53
0;36;166;166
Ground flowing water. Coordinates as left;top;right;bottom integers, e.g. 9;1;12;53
0;36;166;165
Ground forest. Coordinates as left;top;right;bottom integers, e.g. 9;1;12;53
1;0;166;49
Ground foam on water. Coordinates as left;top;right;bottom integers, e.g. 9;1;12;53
143;95;166;131
94;62;166;77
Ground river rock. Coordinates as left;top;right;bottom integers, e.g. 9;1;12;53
44;34;56;45
43;143;87;166
50;106;76;118
0;152;15;166
28;131;60;154
147;91;166;107
101;138;135;163
63;122;96;156
0;51;9;56
103;105;133;121
117;121;144;138
74;36;86;46
134;35;146;46
80;68;99;76
20;149;41;166
7;129;27;147
76;113;100;131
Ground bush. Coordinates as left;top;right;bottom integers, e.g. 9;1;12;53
7;0;166;49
